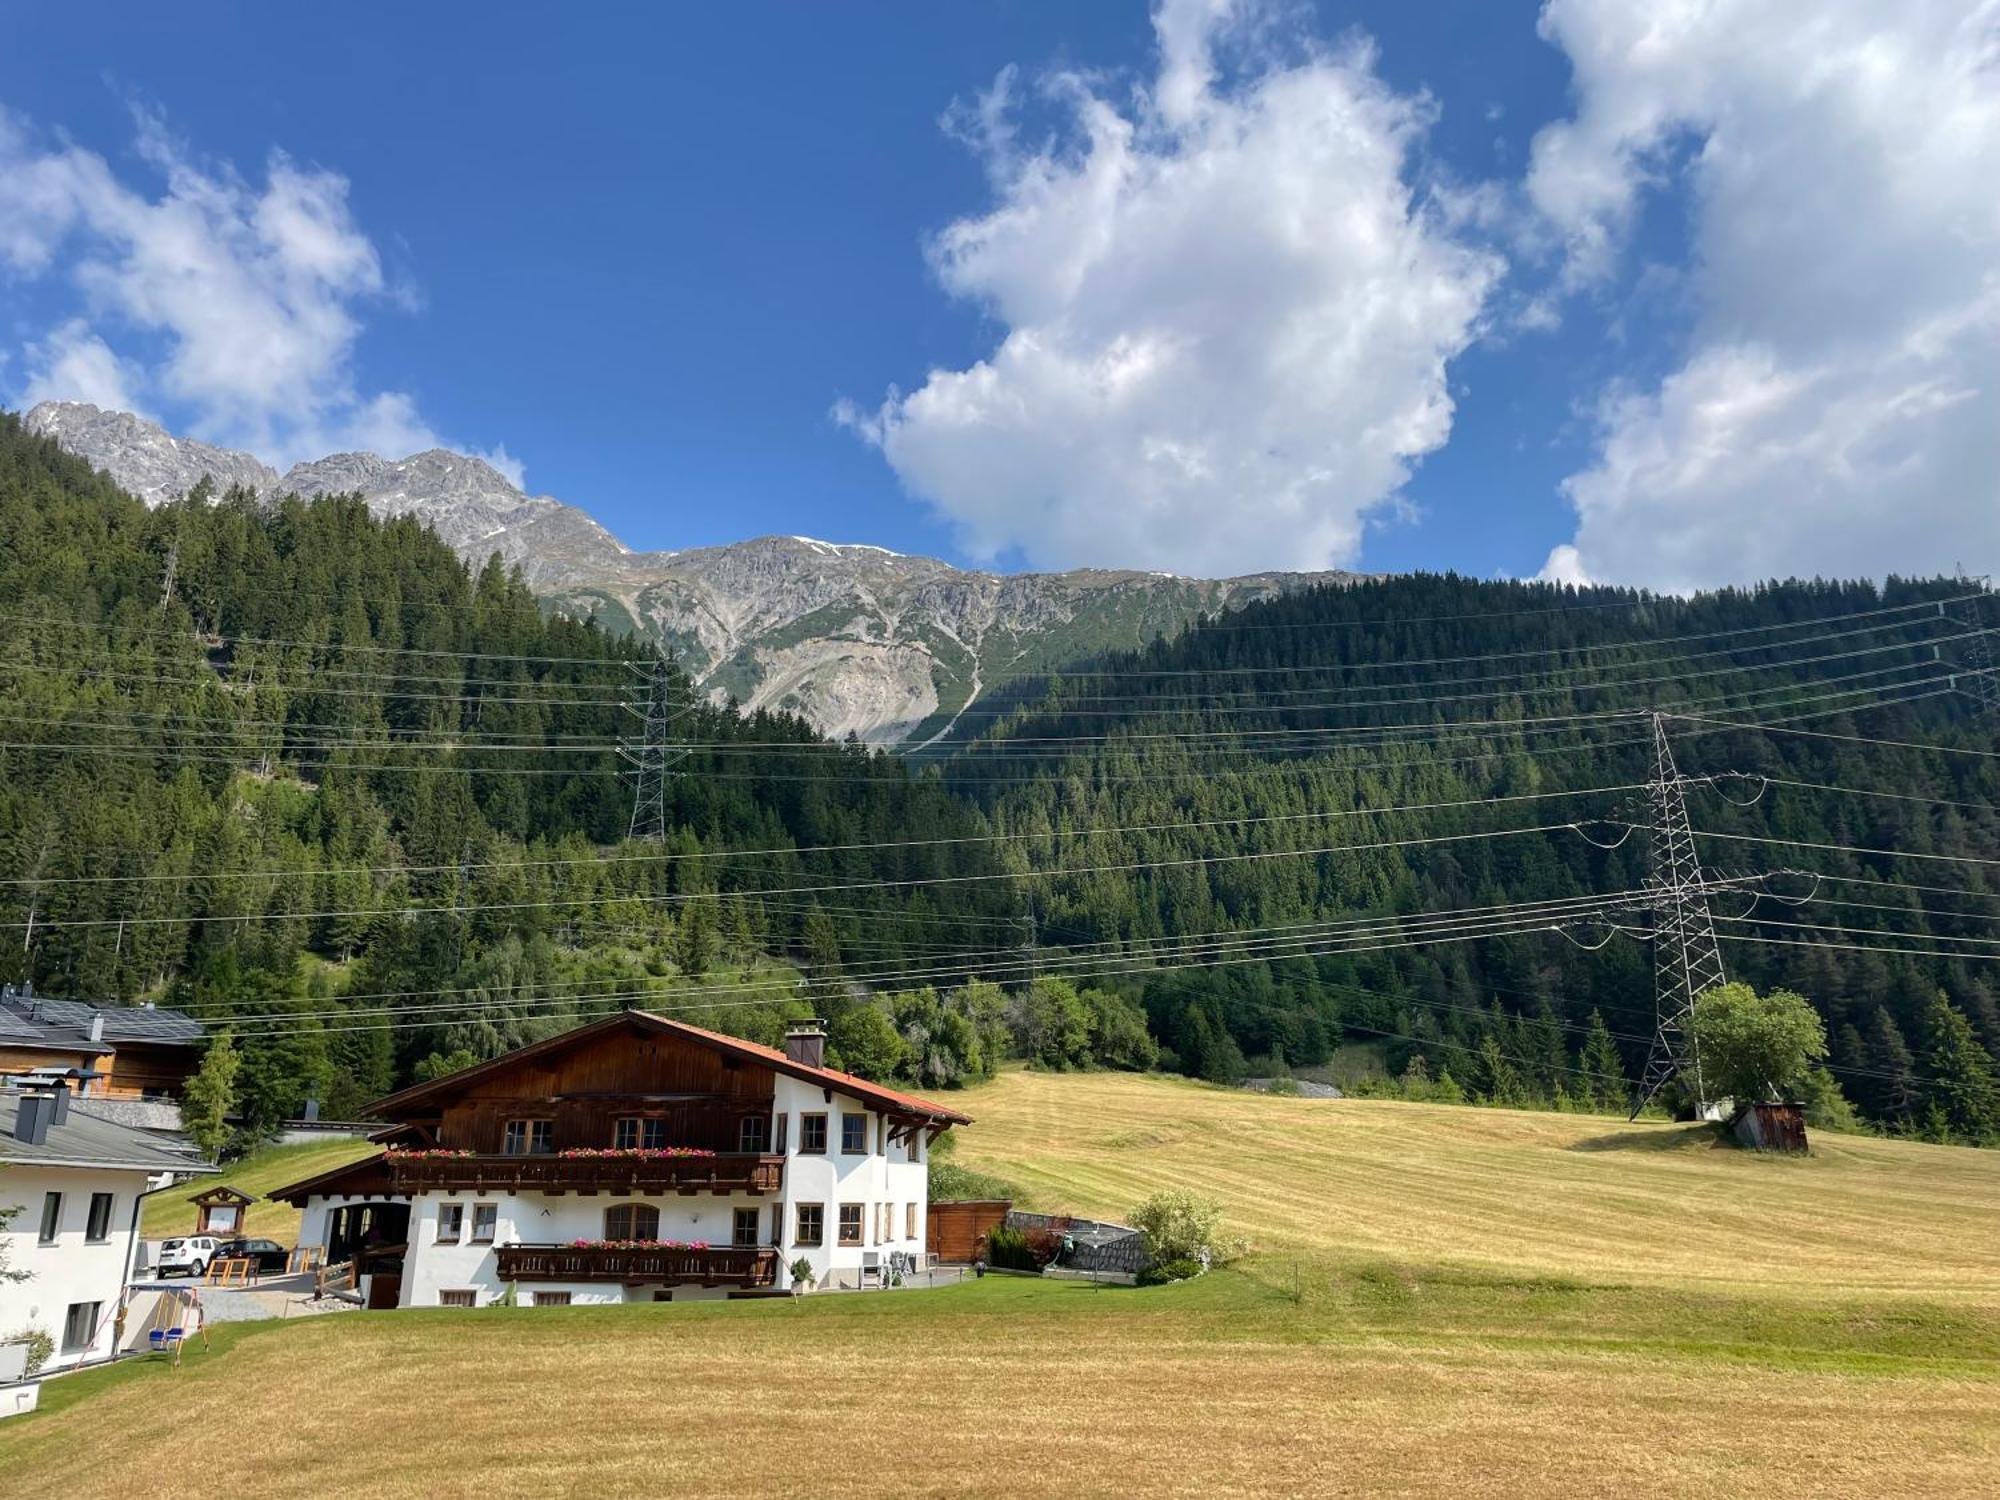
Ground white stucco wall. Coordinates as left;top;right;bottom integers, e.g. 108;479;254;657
0;1164;165;1372
771;1076;930;1290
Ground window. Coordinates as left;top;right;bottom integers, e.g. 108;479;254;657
85;1192;115;1243
799;1113;827;1154
38;1191;62;1244
436;1204;464;1244
439;1289;477;1308
906;1132;921;1164
533;1291;572;1307
739;1114;770;1154
604;1203;660;1241
840;1112;867;1155
769;1203;785;1246
795;1203;823;1247
906;1202;917;1240
613;1117;667;1150
470;1204;498;1244
838;1204;863;1247
61;1301;101;1353
877;1203;889;1242
773;1112;789;1153
733;1207;760;1247
502;1119;554;1156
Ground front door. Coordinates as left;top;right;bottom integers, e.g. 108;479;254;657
367;1272;402;1310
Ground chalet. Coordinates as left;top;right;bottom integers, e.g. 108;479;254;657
0;985;208;1103
1;1081;215;1375
267;1012;970;1308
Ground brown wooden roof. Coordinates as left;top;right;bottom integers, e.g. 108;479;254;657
263;1151;393;1207
362;1010;973;1128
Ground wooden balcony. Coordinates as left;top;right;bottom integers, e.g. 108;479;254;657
384;1153;784;1197
495;1243;778;1288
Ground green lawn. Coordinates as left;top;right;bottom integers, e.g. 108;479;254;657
142;1136;377;1245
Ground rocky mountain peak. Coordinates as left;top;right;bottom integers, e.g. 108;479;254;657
25;401;1365;746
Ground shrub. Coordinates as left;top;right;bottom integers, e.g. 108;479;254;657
1136;1256;1205;1286
787;1256;817;1287
984;1225;1038;1271
5;1328;54;1376
1129;1189;1244;1270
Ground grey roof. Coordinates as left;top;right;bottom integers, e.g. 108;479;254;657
0;991;205;1047
0;1091;217;1175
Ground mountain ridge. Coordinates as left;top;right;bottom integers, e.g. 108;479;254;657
23;400;1361;745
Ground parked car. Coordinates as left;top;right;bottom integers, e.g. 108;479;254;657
215;1238;290;1273
155;1236;219;1277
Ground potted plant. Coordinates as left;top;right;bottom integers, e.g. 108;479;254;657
787;1256;817;1296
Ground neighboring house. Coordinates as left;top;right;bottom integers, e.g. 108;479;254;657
0;984;208;1103
1;1083;216;1373
268;1013;969;1308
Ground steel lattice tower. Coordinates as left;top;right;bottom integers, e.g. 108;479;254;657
1631;712;1725;1119
1952;597;2000;720
621;656;686;844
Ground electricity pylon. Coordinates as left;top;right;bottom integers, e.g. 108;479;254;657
1946;581;2000;720
620;655;686;844
1631;712;1725;1119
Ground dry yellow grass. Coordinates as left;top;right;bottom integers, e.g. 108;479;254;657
952;1071;2000;1303
7;1073;1997;1498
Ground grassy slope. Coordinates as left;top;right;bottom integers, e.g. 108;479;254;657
141;1138;377;1245
8;1073;1998;1498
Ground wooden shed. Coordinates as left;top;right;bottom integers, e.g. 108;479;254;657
927;1199;1011;1263
189;1185;254;1236
1731;1101;1808;1154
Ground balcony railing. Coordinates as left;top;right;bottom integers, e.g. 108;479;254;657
494;1243;778;1288
384;1153;784;1197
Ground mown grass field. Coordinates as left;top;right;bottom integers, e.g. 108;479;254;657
10;1071;1998;1498
140;1136;377;1245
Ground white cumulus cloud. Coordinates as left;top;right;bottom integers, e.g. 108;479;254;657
1530;0;2000;590
841;0;1500;576
0;104;511;474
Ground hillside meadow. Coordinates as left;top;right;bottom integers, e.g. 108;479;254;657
7;1072;1997;1498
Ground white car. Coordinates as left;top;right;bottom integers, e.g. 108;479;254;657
154;1236;219;1278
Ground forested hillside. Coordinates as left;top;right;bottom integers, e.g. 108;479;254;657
5;407;1997;1144
0;412;1015;1122
939;574;2000;1138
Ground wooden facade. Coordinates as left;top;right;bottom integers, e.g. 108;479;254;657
927;1199;1012;1263
382;1026;785;1156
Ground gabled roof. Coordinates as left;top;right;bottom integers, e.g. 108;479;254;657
0;991;205;1047
364;1010;972;1127
0;1090;217;1175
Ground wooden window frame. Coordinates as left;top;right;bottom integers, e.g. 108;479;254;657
769;1203;784;1247
739;1114;770;1154
503;1118;554;1157
470;1203;498;1245
837;1204;864;1247
799;1112;828;1155
906;1202;917;1240
773;1112;789;1153
795;1202;824;1247
840;1111;867;1155
37;1191;61;1245
732;1207;760;1247
436;1203;464;1244
605;1203;661;1241
533;1291;572;1307
614;1117;668;1150
84;1191;115;1244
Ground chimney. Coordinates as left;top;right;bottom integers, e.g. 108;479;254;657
88;1012;105;1045
14;1091;55;1146
784;1019;827;1070
50;1085;71;1124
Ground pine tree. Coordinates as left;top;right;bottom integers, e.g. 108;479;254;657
180;1032;240;1161
1921;991;2000;1144
1576;1009;1627;1113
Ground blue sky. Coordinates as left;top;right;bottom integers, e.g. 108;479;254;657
1;2;1992;589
